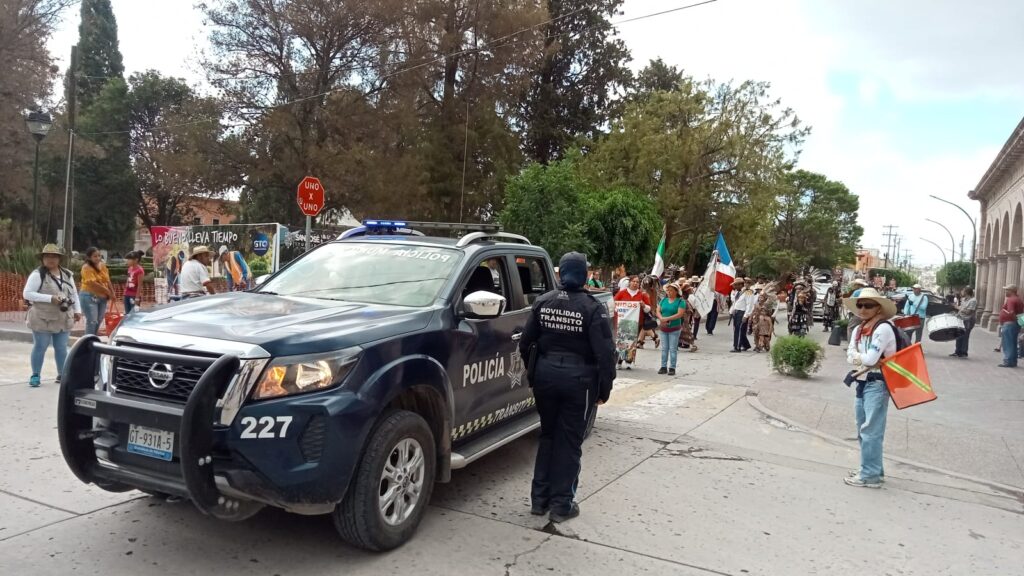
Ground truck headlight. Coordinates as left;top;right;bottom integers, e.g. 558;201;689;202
252;348;360;401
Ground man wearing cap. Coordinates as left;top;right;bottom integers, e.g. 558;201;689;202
998;285;1023;368
844;288;899;488
902;284;928;344
729;278;753;352
180;246;217;298
519;252;615;523
219;245;252;291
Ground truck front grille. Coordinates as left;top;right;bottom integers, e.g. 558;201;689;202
113;356;206;402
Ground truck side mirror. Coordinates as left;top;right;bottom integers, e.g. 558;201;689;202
462;291;506;319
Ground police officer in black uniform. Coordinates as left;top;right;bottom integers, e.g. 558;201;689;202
519;252;616;523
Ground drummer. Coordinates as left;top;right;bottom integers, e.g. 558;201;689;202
951;288;977;358
902;284;929;344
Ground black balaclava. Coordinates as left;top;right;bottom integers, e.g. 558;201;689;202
559;252;587;290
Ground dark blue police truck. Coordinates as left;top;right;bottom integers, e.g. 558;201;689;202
57;221;609;551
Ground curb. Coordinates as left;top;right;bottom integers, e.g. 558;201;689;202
745;392;1024;498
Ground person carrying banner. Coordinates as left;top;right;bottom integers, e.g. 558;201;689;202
843;288;898;488
615;277;652;368
519;252;615;523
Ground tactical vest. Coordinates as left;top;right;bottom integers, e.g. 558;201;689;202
27;268;76;333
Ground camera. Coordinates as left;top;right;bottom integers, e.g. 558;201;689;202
57;296;73;312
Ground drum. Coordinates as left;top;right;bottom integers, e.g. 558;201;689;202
893;315;921;330
926;313;965;342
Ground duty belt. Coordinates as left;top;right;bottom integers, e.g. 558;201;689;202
541;352;590;367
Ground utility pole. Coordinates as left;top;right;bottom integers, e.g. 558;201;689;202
60;45;79;252
959;236;965;262
882;225;898;268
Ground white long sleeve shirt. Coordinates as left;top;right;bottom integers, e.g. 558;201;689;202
729;291;754;315
23;269;82;314
847;321;897;369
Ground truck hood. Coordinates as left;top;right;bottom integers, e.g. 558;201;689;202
119;292;434;357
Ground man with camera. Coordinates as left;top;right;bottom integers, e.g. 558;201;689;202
22;244;82;387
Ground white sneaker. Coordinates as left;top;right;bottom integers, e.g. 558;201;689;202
844;475;882;489
848;470;885;482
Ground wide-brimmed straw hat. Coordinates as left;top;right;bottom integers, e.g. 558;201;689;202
843;288;897;319
731;278;745;286
851;278;869;287
191;245;214;258
38;244;64;257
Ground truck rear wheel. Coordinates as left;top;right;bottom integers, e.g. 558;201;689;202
333;410;436;551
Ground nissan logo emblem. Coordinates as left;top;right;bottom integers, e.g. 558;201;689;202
148;363;175;389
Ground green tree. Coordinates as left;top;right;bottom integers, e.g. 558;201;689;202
936;261;974;290
499;159;593;258
583;75;807;272
125;71;230;227
582;187;660;269
519;0;631;164
72;0;135;250
630;57;685;97
772;169;863;269
0;0;74;245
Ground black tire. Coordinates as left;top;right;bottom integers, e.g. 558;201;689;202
333;410;436;551
584;404;598;440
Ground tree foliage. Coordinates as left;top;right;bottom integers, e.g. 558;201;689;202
519;0;631;164
499;159;593;258
126;72;231;227
583;71;807;272
583;187;660;269
72;0;136;249
0;0;73;246
936;261;974;289
772;169;863;270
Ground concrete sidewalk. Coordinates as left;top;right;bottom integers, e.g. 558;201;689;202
751;326;1024;489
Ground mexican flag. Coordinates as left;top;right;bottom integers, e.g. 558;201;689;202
713;231;736;295
651;226;666;277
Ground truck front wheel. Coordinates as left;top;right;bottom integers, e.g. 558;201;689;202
333;410;436;551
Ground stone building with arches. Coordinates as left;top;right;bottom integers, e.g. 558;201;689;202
971;117;1024;331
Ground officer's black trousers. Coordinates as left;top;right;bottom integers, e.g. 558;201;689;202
531;355;593;515
731;311;750;350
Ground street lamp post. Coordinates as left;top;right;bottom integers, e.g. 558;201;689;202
925;218;957;263
25;110;53;243
929;195;977;289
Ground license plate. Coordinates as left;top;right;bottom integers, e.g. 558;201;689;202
127;424;175;461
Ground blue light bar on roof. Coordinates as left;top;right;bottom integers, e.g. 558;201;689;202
363;219;408;228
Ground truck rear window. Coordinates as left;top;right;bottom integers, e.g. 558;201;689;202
258;243;461;307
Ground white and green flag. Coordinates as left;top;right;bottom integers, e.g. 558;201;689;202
650;227;666;277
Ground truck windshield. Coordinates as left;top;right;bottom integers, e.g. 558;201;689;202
259;243;461;307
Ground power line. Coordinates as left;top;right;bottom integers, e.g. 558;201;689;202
74;0;720;137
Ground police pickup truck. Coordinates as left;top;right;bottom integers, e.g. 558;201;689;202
58;221;613;551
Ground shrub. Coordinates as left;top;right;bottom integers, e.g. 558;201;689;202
836;316;850;330
770;336;825;378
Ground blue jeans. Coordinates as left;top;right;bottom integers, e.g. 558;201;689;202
31;330;70;378
660;329;681;369
855;381;889;482
1001;322;1020;367
124;295;137;314
80;292;108;335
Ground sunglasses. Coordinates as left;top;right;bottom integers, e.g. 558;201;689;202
856;302;879;309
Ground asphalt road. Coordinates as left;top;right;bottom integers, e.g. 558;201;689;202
0;335;1021;575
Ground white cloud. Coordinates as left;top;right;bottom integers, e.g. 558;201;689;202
618;0;1017;266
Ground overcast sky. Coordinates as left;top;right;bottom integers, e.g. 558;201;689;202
48;0;1024;267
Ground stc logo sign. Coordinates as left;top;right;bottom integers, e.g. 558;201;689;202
252;232;270;256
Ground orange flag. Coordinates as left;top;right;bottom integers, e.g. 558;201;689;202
881;343;937;409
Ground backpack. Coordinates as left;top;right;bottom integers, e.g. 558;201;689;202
878;320;910;357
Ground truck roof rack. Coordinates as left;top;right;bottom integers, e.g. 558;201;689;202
455;232;531;248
